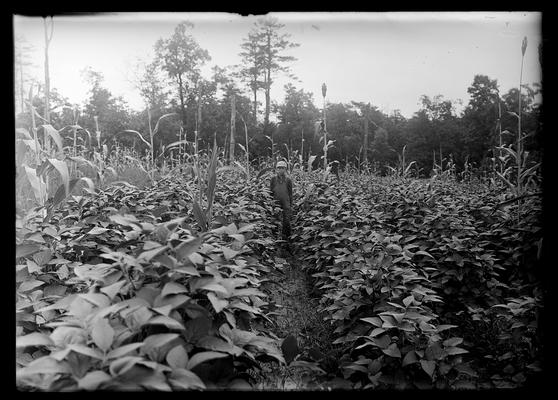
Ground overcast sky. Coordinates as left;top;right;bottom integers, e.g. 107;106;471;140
13;12;542;118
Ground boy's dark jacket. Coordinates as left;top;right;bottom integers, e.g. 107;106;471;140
270;175;293;207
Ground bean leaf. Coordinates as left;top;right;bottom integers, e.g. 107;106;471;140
166;345;188;369
90;318;114;352
186;351;228;370
16;332;54;348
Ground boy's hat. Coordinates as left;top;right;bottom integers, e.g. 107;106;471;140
276;160;288;168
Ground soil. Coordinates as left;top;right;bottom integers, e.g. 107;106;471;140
251;242;343;390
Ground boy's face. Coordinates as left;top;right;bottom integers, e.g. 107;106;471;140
276;166;286;176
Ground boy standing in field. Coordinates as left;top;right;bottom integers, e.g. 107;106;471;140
270;160;293;243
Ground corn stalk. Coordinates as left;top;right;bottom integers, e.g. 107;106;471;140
236;110;250;181
322;83;328;180
496;89;503;175
27;85;40;168
18;104;94;216
178;126;184;166
117;112;176;179
147;107;153;163
493;37;541;224
300;126;304;170
229;94;236;164
42;17;55;197
195;99;202;206
94;116;101;151
394;144;416;178
517;37;527;200
72;107;79;156
191;143;219;231
43;17;54;152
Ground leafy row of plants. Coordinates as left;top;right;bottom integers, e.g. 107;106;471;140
16;165;287;390
290;170;543;389
369;177;544;388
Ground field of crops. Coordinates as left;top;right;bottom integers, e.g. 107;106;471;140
15;148;544;390
292;171;543;389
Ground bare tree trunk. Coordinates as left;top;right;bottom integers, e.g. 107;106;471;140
439;143;443;172
195;97;202;206
19;64;25;114
224;132;229;160
264;69;271;132
498;99;503;174
252;84;258;124
28;85;40;167
244;119;249;177
264;34;271;131
363;116;369;165
271;130;274;159
28;84;45;206
516;38;527;224
197;97;202;139
43;17;53;124
300;126;304;166
195;98;201;160
43;17;54;157
237;111;250;181
178;126;183;166
147;107;154;165
229;95;236;163
177;74;187;134
94;116;101;151
289;138;292;156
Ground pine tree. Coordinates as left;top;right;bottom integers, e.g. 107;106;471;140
237;31;266;124
242;17;300;135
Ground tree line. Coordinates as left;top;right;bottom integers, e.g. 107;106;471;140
15;16;542;177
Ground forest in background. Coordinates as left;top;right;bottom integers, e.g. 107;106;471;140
14;17;543;179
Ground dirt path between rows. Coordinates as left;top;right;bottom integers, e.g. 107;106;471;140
252;244;343;390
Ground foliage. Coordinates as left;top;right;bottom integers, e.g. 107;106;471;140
154;21;211;129
290;171;543;389
16;136;544;390
16;166;288;391
81;68;132;147
241;16;300;133
15;23;542;180
15;24;543;391
462;75;500;165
